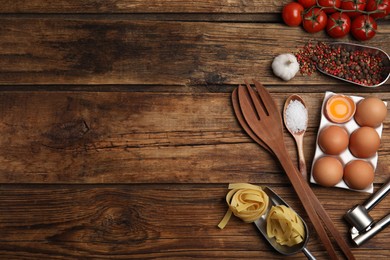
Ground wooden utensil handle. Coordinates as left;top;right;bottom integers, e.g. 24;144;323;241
275;147;338;259
286;146;354;259
295;135;307;181
276;146;355;260
302;174;356;260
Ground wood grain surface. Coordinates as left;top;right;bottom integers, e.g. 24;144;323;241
1;184;389;259
0;1;389;259
0;92;388;184
0;19;389;86
2;0;289;13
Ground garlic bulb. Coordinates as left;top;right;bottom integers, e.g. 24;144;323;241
272;53;300;81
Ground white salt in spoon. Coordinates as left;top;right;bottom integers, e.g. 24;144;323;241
283;94;308;181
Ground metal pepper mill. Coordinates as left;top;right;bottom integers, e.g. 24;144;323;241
344;179;390;246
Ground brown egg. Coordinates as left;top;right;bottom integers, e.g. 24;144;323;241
318;125;349;155
349;127;380;158
344;160;374;190
355;97;387;128
312;156;343;187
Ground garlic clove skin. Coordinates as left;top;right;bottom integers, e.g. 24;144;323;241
272;53;300;81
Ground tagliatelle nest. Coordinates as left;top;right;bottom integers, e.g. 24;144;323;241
266;205;305;247
217;183;269;229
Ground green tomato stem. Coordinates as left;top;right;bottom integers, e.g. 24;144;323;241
301;0;386;17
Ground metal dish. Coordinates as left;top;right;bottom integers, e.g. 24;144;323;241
253;187;315;259
316;42;390;88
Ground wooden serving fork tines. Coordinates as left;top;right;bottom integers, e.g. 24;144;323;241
234;79;355;260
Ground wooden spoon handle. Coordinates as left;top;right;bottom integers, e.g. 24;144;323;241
277;148;355;260
275;148;339;260
295;135;307;181
305;178;356;260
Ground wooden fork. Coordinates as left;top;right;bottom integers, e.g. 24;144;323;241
234;80;355;260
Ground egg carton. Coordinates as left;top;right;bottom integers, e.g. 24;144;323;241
310;91;386;194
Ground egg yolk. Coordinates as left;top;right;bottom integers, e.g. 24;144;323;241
326;95;355;123
330;99;350;119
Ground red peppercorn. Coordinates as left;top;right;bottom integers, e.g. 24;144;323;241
295;41;385;86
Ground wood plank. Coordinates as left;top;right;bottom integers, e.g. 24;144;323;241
2;0;289;14
0;19;389;86
0;184;389;259
0;91;389;184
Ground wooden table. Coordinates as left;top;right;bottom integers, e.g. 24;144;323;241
0;1;389;259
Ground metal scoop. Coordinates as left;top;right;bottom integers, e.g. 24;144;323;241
316;42;390;88
254;187;316;259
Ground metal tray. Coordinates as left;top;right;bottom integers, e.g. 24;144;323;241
316;42;390;88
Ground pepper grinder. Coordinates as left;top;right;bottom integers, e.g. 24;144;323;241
344;179;390;246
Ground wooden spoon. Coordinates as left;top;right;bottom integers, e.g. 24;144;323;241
236;80;355;260
283;95;308;181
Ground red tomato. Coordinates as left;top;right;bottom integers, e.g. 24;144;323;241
366;0;390;19
341;0;367;18
303;8;328;33
351;15;377;40
282;2;304;26
326;12;351;38
318;0;342;13
298;0;317;8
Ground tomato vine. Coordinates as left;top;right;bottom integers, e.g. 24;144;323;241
282;0;389;40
